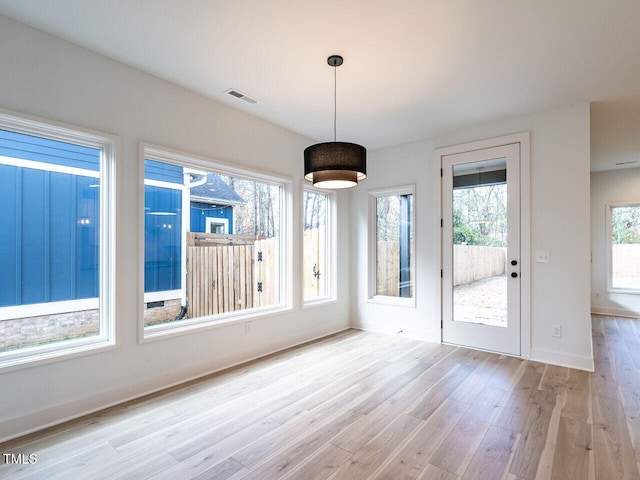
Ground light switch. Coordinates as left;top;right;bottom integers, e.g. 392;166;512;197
535;251;550;263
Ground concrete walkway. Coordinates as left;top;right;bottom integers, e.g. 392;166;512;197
453;274;507;327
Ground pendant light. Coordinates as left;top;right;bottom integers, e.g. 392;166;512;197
304;55;367;189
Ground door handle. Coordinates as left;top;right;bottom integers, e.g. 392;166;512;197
511;272;518;278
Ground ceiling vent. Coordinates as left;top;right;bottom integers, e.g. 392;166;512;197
224;88;257;104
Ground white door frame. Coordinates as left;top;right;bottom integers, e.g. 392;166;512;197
442;144;520;354
436;132;531;359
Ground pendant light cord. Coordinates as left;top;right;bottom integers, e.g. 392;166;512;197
333;63;337;142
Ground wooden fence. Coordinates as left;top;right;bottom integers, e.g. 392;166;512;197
188;234;506;316
376;242;507;293
612;244;640;278
186;233;278;318
453;245;506;286
376;240;403;297
303;227;325;300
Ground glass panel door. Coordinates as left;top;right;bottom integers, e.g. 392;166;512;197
442;143;521;355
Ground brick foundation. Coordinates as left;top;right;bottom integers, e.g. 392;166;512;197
0;298;185;352
0;309;100;352
144;298;184;326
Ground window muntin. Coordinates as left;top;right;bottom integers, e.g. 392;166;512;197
142;147;289;336
0;113;115;368
303;188;334;304
368;185;415;305
609;203;640;292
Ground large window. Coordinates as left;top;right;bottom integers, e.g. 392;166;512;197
368;185;415;306
608;203;640;293
142;146;290;338
303;186;335;305
0;112;115;369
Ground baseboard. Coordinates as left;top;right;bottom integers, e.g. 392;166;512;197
350;321;440;343
530;347;594;372
591;306;640;319
0;326;350;444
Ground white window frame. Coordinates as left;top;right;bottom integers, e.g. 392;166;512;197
206;217;229;234
302;184;337;308
367;184;416;307
140;144;292;342
607;201;640;294
0;109;117;372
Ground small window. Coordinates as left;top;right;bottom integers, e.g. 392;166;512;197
303;186;335;305
0;112;116;369
368;185;415;306
142;146;290;339
608;203;640;293
206;217;229;234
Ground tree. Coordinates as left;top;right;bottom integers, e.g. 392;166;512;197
376;196;400;241
453;184;507;247
612;206;640;245
219;175;281;238
304;191;325;230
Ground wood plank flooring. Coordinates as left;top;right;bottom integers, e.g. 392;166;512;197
2;315;640;479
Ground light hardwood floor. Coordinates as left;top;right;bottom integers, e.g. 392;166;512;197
1;315;640;479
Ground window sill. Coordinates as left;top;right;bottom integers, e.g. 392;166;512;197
141;305;293;343
0;336;116;373
367;295;416;308
302;297;337;310
608;288;640;296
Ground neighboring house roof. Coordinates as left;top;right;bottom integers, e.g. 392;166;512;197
190;174;245;206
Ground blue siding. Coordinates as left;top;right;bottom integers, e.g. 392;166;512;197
190;203;234;233
0;129;100;171
144;158;183;294
0;130;101;307
0;165;100;307
21;167;47;304
145;185;182;293
144;159;183;184
76;176;100;298
0;165;18;305
50;172;75;302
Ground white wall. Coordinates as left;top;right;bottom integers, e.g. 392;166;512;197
0;16;352;442
591;98;640;172
591;168;640;317
350;139;442;341
351;103;593;371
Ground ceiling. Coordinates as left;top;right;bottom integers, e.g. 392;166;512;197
1;0;640;158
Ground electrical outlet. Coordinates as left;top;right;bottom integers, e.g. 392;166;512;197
535;251;550;263
552;324;562;338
